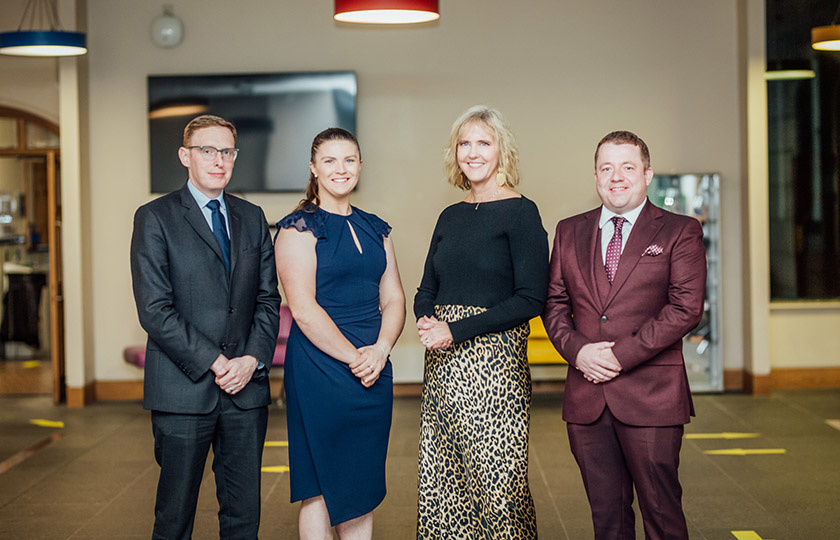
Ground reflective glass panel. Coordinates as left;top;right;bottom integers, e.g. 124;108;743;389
649;174;722;392
0;118;17;150
26;123;59;149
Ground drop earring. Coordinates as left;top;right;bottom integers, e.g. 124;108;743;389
496;169;507;187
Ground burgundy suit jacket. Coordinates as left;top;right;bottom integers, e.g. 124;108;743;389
543;200;706;427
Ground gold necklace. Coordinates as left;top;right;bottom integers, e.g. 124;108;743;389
469;185;502;210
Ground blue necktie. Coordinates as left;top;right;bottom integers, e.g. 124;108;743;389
206;199;230;272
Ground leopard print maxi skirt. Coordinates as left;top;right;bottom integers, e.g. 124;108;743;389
416;305;537;539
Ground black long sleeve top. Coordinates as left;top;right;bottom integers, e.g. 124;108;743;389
413;196;549;344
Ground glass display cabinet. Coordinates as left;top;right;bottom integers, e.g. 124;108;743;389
648;173;722;393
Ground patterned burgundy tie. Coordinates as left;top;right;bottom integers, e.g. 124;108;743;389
605;216;626;284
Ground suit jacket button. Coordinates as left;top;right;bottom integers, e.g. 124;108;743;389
220;343;227;351
228;307;234;314
600;315;608;322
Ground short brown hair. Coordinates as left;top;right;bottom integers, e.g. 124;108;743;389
444;106;520;190
595;130;650;169
182;115;237;147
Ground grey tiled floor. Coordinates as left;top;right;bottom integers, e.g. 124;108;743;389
0;389;838;539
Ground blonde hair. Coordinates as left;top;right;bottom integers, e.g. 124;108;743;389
443;106;520;190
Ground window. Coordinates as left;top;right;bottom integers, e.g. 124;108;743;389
767;0;840;300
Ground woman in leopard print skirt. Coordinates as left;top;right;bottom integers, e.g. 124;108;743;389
414;106;549;539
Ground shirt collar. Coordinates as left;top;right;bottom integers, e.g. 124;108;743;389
187;179;225;211
599;198;646;229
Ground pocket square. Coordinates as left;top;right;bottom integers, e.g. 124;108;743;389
643;244;664;256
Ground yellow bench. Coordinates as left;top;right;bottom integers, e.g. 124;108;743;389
527;317;567;365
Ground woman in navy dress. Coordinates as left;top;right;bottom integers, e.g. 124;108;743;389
274;127;406;539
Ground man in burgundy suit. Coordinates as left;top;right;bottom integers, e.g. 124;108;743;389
543;131;706;540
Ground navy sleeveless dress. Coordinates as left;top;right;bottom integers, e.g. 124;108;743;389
276;205;394;526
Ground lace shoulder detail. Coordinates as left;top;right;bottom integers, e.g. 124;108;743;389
352;206;392;238
275;206;328;239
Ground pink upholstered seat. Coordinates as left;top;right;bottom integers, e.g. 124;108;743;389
272;305;293;366
123;345;146;368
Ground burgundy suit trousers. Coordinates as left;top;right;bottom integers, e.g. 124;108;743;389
567;406;688;540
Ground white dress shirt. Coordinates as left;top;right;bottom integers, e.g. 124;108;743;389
186;179;229;239
599;199;646;262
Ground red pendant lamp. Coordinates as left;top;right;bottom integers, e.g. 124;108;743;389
334;0;440;24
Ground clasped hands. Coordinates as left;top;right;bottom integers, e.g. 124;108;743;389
350;343;388;388
575;342;622;384
416;316;453;351
211;354;258;395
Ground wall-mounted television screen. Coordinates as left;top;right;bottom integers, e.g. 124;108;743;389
148;71;357;193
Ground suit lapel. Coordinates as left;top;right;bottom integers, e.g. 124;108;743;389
179;186;228;272
225;193;241;275
575;209;605;312
604;201;664;307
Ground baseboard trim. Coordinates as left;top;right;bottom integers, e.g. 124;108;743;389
725;368;840;393
745;372;772;395
95;380;143;401
66;382;96;407
269;377;284;402
769;367;840;388
724;369;745;391
532;380;566;394
394;383;422;397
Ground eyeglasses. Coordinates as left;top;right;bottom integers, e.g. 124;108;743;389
187;145;239;162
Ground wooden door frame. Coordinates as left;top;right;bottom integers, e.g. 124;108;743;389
46;150;64;403
0;107;64;403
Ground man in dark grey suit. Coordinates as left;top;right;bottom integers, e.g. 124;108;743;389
131;115;281;540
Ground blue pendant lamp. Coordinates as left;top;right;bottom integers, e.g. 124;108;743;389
0;0;87;57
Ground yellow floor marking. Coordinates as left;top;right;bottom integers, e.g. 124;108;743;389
731;531;774;540
826;419;840;432
261;465;290;473
22;361;41;368
29;419;64;428
705;448;786;456
685;432;760;439
264;441;288;447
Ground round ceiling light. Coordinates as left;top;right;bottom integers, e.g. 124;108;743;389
334;0;440;24
812;24;840;51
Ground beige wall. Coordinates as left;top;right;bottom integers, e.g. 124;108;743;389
84;0;746;383
4;0;824;388
770;304;840;368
